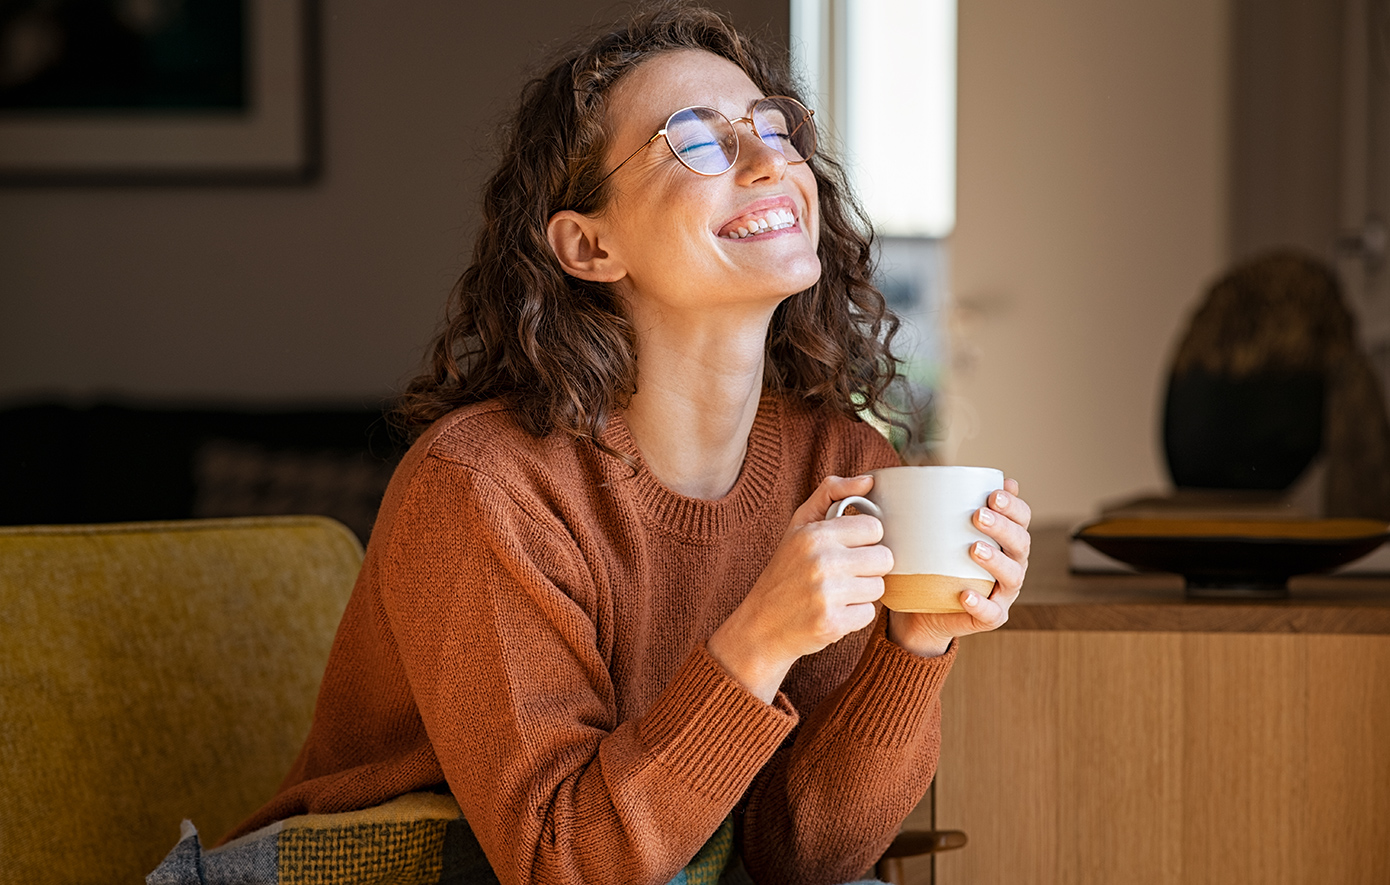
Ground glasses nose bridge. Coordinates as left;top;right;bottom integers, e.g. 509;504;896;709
725;112;791;177
728;114;757;133
726;114;765;153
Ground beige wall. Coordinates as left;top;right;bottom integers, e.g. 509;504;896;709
2;0;1235;523
0;0;788;405
947;0;1231;522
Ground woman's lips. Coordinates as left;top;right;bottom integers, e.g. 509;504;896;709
717;197;800;239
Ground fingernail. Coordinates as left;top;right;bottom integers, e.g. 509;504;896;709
994;491;1009;509
978;507;995;526
973;542;994;560
964;593;979;606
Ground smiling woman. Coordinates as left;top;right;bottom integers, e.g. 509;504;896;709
392;9;903;472
149;5;1033;885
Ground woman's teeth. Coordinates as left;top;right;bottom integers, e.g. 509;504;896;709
721;208;797;239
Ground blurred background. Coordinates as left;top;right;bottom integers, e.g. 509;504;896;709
1;0;1385;533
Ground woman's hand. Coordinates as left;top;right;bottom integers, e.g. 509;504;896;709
707;474;893;703
886;479;1032;657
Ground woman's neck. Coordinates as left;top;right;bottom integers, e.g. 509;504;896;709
622;309;772;500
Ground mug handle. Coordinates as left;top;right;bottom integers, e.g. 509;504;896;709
825;495;883;520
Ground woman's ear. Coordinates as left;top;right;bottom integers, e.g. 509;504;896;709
546;211;627;283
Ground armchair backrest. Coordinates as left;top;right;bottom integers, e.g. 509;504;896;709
0;517;362;885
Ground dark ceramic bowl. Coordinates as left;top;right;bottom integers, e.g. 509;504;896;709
1073;518;1390;598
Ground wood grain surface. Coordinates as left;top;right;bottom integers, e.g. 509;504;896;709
931;631;1390;885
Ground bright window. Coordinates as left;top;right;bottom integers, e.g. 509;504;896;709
792;0;957;458
791;0;956;237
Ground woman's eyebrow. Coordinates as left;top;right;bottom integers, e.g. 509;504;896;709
661;96;766;118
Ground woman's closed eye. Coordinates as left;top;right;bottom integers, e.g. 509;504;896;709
759;129;792;149
672;136;725;164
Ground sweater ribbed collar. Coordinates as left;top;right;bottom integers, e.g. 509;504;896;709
603;392;784;542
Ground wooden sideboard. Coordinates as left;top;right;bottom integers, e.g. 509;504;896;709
892;524;1390;885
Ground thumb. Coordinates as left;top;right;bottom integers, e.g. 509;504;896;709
791;474;875;528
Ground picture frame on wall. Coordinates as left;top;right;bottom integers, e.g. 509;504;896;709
0;0;319;185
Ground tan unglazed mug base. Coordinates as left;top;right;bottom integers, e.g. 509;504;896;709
881;574;996;613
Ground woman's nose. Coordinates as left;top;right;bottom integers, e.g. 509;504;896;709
732;122;789;184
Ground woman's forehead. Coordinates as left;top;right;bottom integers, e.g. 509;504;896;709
609;49;763;129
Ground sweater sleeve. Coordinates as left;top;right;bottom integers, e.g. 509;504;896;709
376;454;798;885
738;614;956;885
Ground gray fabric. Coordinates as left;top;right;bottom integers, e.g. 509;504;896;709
145;824;204;885
203;829;278;885
145;821;276;885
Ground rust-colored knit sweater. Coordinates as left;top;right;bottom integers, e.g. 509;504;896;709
229;392;955;885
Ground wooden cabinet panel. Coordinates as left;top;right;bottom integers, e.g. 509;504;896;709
932;632;1390;884
1057;633;1184;882
1181;635;1306;883
1303;637;1390;883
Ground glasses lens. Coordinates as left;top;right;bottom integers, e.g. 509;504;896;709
752;97;816;163
664;107;739;175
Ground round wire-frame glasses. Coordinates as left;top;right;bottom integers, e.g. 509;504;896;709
578;95;817;206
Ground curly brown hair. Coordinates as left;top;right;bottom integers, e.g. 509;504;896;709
394;1;904;447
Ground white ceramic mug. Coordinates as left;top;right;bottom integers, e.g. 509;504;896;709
825;465;1004;613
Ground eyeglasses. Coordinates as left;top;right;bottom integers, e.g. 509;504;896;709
580;95;817;205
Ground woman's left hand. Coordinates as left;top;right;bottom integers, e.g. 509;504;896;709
887;478;1032;657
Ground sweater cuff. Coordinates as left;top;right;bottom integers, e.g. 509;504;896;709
638;646;799;802
828;619;957;749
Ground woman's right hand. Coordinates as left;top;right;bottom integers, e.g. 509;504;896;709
706;474;892;703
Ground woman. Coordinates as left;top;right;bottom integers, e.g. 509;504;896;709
228;5;1031;884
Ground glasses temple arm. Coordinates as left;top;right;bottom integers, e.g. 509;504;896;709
577;131;666;207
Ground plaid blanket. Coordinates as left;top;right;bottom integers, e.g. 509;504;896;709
146;792;735;885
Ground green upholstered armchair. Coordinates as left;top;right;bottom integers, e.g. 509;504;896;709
0;517;362;885
0;515;962;884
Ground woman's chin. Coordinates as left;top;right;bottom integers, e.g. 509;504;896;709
780;257;823;296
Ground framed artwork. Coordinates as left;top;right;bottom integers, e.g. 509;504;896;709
0;0;319;184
